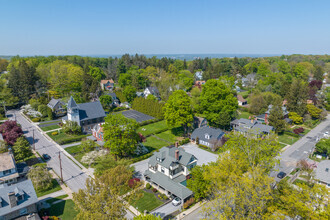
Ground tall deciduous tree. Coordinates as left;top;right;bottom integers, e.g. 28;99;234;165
12;137;33;162
268;104;286;133
286;78;308;116
73;165;137;220
123;85;137;103
163;90;193;135
103;114;139;157
28;165;52;191
199;79;237;128
99;95;113;109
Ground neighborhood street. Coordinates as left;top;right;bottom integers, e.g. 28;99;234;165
270;114;330;181
7;110;88;192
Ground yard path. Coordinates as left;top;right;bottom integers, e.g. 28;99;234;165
38;190;66;201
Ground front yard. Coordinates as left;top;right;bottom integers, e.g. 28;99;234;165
41;124;60;131
46;131;88;145
129;189;165;213
65;145;89;168
43;199;78;220
36;179;62;197
278;133;300;145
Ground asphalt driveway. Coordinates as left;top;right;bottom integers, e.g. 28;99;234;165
132;158;149;180
180;143;218;165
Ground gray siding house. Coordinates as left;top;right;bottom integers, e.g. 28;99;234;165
144;146;197;202
191;127;225;149
0;180;38;220
0;152;18;185
47;98;66;116
62;96;106;133
230;118;274;137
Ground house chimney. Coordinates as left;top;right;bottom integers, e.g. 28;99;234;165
8;192;17;208
175;150;179;161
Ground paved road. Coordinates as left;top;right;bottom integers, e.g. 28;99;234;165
8;110;88;192
270;114;330;181
182;205;204;219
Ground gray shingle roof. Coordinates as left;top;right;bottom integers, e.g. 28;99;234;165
108;93;118;101
149;146;196;169
77;101;106;121
191;127;225;143
68;96;78;109
146;87;160;97
315;160;330;184
47;98;63;109
0;180;38;216
144;170;193;199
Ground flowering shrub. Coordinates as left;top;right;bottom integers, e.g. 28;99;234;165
81;149;107;165
293;127;304;134
51;131;58;136
128;178;140;188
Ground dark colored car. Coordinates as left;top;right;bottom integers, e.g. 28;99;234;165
277;171;286;179
42;153;51;161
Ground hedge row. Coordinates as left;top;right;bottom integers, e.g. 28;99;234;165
283;131;300;138
132;97;164;119
139;118;162;126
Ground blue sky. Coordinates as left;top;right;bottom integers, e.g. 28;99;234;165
1;0;330;55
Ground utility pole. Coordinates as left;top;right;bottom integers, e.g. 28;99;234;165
58;151;63;183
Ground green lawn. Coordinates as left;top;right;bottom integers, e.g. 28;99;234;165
278;134;299;145
65;145;84;154
39;120;61;126
46;194;69;204
238;91;250;98
279;143;287;149
46;131;87;144
36;179;62;197
130;190;163;213
137;120;168;136
46;199;78;220
65;145;89;168
41;124;60;131
239;111;250;119
144;136;169;151
155;130;179;144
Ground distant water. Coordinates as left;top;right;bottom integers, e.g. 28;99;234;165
89;53;281;60
1;53;282;61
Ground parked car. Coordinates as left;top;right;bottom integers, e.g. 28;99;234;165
42;153;51;161
277;171;286;179
172;197;182;206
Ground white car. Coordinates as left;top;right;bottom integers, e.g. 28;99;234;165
172;197;182;206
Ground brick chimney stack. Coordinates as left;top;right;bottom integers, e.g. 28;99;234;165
8;192;17;208
175;150;179;161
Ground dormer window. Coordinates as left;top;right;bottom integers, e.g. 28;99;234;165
205;133;210;139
